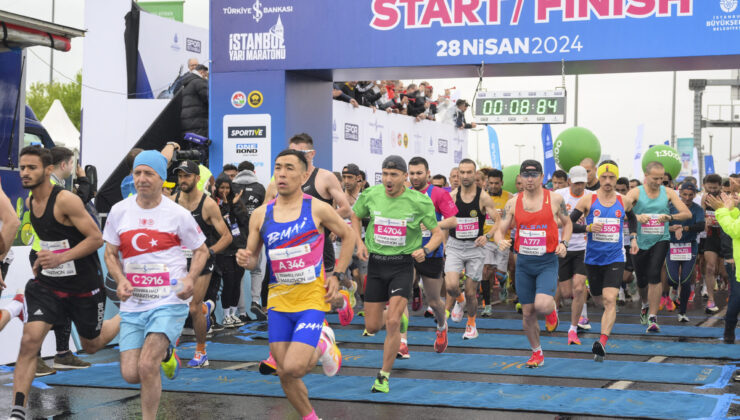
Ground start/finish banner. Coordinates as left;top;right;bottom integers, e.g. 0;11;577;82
211;0;740;72
332;101;467;184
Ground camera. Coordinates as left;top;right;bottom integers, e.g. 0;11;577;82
174;149;202;162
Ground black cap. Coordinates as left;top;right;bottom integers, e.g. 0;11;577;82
679;182;697;192
456;99;469;107
342;163;361;176
174;160;199;175
520;159;543;174
382;155;407;173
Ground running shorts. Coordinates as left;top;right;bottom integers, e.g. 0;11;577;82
444;237;485;281
514;252;558;305
585;262;625;297
558;250;586;281
267;308;325;346
365;254;414;303
633;241;669;288
484;242;509;271
187;255;215;276
25;279;105;340
119;303;189;351
414;257;444;279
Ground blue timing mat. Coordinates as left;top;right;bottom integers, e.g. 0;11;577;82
37;364;736;419
177;343;735;388
322;329;740;359
325;314;726;338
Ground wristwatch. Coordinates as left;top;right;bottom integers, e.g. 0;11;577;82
560;240;569;249
422;246;430;255
332;271;345;282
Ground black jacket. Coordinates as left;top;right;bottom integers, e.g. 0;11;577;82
232;169;266;217
214;174;250;255
179;72;209;136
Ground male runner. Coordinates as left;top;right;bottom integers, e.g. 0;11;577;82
554;166;589;345
666;182;704;322
341;164;365;306
551;170;568;191
236;149;352;420
172;160;232;367
260;133;353;375
569;162;636;361
626;161;690;332
0;178;22;332
580;158;600;191
446;159;500;339
104;150;208;420
615;177;637;303
408;156;458;352
449;167;460;191
481;169;512;317
431;174;447;188
700;174;725;313
352;155;443;393
10;146;120;420
494;160;571;368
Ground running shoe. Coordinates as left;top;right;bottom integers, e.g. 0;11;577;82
592;341;606;362
161;347;180;379
362;329;375;337
371;373;389;393
434;325;448;353
411;286;422;311
259;353;277;375
53;351;91;369
640;306;649;325
665;298;676;312
338;290;354;326
222;314;235;328
701;284;708;300
577;316;591;330
397;342;410;359
319;325;342;376
251;302;268;321
545;309;559;332
35;357;56;377
400;312;409;334
705;301;719;314
646;320;660;333
481;305;493;318
12;289;27;322
204;300;215;331
515;302;522;314
463;324;478;340
659;295;668;311
451;299;464;323
424;307;434;318
187;351;209;368
445;309;450;319
348;281;357;308
567;330;581;345
677;313;689;323
688;289;695;303
526;350;544;368
231;314;245;327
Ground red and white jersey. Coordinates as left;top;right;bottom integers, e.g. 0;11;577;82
103;195;206;313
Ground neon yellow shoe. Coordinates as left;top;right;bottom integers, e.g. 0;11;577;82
161;346;180;380
371;373;389;393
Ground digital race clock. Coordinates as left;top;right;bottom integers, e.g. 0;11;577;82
473;90;566;124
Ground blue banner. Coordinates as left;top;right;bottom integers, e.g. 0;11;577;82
541;123;555;182
487;126;502;170
704;155;715;175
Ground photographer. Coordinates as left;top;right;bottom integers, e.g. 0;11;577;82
180;64;209;138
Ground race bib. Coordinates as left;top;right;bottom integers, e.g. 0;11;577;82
485;213;497;226
706;210;718;228
125;263;171;301
641;215;665;235
669;243;692;261
182;247;194;259
422;229;431;238
593;217;621;243
268;244;319;285
622;221;631;246
39;239;77;277
518;229;546;256
373;217;407;247
456;217;479;239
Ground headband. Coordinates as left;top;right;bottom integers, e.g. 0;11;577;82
597;163;619;179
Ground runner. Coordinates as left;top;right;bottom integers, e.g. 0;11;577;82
551;170;568;191
449;167;460;191
553;166;589;345
352;155;443;393
481;169;512;317
666;182;705;322
341;163;365;308
615;177;637;304
236;149;353;420
10;146;121;420
445;159;500;340
0;178;21;333
172;160;232;367
580;158;600;191
494;160;571;368
103;150;208;420
407;156;458;353
569;162;636;361
709;181;739;344
625;161;691;332
700;174;725;313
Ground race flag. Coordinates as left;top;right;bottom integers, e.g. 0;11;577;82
704;155;715;175
541;124;555;181
487;125;502;170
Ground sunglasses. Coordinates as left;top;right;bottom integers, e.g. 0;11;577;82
520;171;541;179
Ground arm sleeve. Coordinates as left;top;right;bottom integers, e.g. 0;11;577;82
569;208;587;233
716;207;740;240
626;210;637;235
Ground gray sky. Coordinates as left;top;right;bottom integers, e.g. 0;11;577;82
4;0;737;177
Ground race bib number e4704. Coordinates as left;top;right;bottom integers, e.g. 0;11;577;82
373;217;407;247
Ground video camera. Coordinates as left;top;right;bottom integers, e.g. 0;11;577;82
166;132;213;189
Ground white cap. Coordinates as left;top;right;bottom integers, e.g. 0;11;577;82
569;165;588;184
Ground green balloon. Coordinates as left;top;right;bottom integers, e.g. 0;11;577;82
642;145;681;179
502;165;520;194
553;127;601;172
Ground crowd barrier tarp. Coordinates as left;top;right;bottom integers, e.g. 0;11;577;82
332;101;467;182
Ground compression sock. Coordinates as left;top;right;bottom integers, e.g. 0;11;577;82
599;334;609;346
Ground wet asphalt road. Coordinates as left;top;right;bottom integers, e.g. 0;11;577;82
1;292;738;420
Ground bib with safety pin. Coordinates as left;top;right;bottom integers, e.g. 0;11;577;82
593;217;621;243
669;243;692;261
373;217;407;247
641;214;665;235
182;247;194;259
125;263;172;301
40;239;76;277
456;217;479;239
518;229;546;256
269;244;320;285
